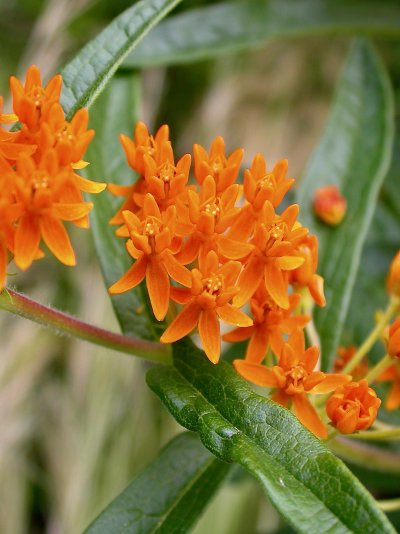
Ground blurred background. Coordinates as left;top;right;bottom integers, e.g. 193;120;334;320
1;1;400;533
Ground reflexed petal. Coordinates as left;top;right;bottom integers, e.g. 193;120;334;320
234;360;279;388
218;236;254;260
311;373;352;394
222;326;253;343
160;301;200;343
163;251;191;287
52;203;93;221
39;215;76;266
234;255;264;308
264;262;289;309
292;394;327;439
146;257;170;321
216;304;253;327
74;173;106;193
14;214;41;270
246;327;269;363
170;286;192;304
276;255;304;270
109;254;147;294
386;381;400;411
198;309;220;364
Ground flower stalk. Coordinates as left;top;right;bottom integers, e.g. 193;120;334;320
0;288;171;364
365;354;393;384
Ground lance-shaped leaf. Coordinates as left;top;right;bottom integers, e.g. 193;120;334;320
296;38;394;370
60;0;183;119
124;0;400;68
147;342;395;534
83;74;158;340
84;432;230;533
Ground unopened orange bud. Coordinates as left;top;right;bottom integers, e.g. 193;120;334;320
326;379;380;434
313;185;347;226
388;318;400;359
387;251;400;295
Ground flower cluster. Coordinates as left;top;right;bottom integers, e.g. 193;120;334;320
0;65;105;289
109;122;325;365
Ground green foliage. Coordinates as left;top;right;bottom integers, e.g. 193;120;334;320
147;341;395;534
84;432;230;534
60;0;183;119
296;38;394;371
124;0;400;68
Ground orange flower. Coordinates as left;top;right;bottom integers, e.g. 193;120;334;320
120;121;170;176
376;363;400;411
289;234;325;307
326;380;380;434
178;175;253;264
11;151;96;270
10;65;62;132
234;328;351;438
334;345;368;380
387;250;400;295
109;194;191;321
193;136;243;192
234;201;307;309
313;185;347;226
223;284;309;363
230;154;294;240
160;250;253;363
0;97;36;169
38;102;94;167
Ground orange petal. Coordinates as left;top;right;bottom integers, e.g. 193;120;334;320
246;327;269;363
222;326;253;343
170;286;192;304
264;261;289;309
74;173;106;193
292;394;327;439
234;255;264;308
160;301;200;343
39;215;76;266
198;309;221;364
276;255;304;270
218;236;254;260
162;251;191;287
0;244;7;289
386;381;400;411
14;214;41;271
311;373;352;394
216;304;253;327
146;257;170;321
52;203;93;221
109;254;147;294
233;360;279;388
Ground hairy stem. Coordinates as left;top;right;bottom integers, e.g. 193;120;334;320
0;288;171;364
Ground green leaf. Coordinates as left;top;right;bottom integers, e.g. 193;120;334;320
84;431;230;534
60;0;183;119
124;0;400;68
296;38;394;370
83;73;156;339
147;342;395;534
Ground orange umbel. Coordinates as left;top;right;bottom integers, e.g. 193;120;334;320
313;185;347;226
109;122;326;379
326;380;380;434
0;65;105;288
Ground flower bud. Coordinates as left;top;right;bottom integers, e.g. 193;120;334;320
326;379;380;434
387;251;400;296
313;185;347;226
388;318;400;359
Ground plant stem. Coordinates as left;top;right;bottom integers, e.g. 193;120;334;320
0;288;171;365
345;427;400;441
377;498;400;513
342;295;400;376
365;353;393;384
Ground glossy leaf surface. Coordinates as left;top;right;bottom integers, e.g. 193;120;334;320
85;432;230;533
124;0;400;68
147;342;395;534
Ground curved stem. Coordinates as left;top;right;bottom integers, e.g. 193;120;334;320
345;427;400;441
0;288;171;365
329;437;400;474
365;353;393;384
378;498;400;513
342;295;399;375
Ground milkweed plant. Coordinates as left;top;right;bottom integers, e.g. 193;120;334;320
1;1;400;533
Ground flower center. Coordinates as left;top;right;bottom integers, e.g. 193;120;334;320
203;275;223;296
32;170;50;191
27;86;45;110
210;156;225;177
203;201;220;218
56;124;74;143
256;173;276;193
285;365;308;390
